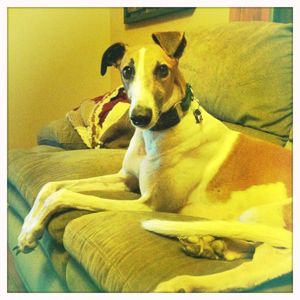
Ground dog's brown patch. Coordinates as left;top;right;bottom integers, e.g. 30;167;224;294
206;134;292;202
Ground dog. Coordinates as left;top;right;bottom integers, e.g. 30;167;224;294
15;31;292;292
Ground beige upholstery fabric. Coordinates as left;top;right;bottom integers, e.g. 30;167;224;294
8;146;126;207
64;211;247;292
181;22;292;142
64;211;292;292
223;121;286;146
37;118;88;150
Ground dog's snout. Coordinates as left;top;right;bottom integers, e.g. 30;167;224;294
130;106;152;127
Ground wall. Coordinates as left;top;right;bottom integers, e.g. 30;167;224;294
109;8;230;87
8;8;111;149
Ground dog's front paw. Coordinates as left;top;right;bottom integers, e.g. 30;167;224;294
154;276;196;293
13;217;43;255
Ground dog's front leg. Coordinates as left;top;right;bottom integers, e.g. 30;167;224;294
34;170;138;208
21;171;138;235
16;189;151;254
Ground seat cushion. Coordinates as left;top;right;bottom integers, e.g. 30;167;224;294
8;145;127;243
8;208;68;292
8;145;126;207
66;257;100;292
37;118;88;150
181;22;292;142
8;184;100;292
64;211;292;292
223;121;286;146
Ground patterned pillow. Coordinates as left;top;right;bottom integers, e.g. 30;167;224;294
38;87;134;150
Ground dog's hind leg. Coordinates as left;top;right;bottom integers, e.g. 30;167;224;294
142;219;292;248
143;219;292;292
16;189;151;254
154;243;292;292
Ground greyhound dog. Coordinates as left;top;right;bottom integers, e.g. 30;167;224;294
15;32;292;292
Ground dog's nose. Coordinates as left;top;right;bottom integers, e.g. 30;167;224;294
130;106;152;127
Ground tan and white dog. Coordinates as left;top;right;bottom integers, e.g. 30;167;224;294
15;32;292;292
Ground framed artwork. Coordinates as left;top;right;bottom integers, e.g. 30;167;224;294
124;7;194;24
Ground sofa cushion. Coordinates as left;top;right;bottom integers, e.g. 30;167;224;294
181;22;292;142
8;208;68;292
223;121;286;146
37;118;88;150
66;257;100;292
37;87;134;151
284;128;293;149
8;145;126;207
64;211;292;292
8;182;103;292
8;145;127;244
8;183;71;284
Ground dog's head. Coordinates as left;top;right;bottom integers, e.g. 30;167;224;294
101;32;187;129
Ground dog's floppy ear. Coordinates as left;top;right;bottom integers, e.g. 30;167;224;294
152;31;186;59
101;43;126;76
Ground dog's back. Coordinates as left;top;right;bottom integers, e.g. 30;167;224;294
206;133;291;201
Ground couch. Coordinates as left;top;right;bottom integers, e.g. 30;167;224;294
8;21;293;292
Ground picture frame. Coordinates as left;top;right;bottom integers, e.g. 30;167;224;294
124;7;195;24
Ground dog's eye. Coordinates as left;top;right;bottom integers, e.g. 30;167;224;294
156;64;169;78
122;66;134;80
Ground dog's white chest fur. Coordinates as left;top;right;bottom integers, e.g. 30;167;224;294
125;107;240;213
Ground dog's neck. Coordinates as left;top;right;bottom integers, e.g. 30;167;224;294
142;106;230;159
140;77;232;158
150;83;195;131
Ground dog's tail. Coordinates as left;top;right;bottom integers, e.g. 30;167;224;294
142;219;292;248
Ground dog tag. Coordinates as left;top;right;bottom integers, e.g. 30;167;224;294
193;108;202;124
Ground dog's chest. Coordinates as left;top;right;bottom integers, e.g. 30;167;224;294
138;148;206;212
137;124;238;213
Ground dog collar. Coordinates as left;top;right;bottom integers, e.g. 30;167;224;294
150;83;201;131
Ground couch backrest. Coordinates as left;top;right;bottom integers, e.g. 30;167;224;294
181;22;292;141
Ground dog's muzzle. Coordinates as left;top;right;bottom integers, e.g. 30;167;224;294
130;106;152;127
